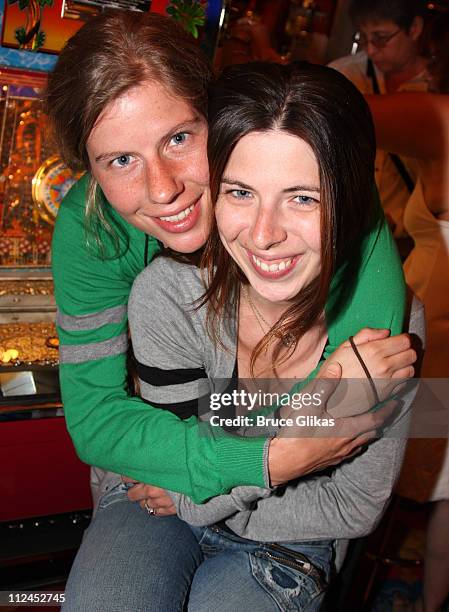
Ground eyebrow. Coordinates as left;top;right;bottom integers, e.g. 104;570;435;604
221;177;320;193
93;116;203;163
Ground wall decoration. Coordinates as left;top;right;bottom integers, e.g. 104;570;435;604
6;0;55;52
0;67;78;267
2;0;88;54
1;0;163;54
0;0;57;68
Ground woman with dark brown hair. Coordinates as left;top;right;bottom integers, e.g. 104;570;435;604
127;61;421;610
50;12;412;611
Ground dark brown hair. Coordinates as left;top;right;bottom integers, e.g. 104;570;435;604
349;0;424;31
46;10;212;254
201;61;376;374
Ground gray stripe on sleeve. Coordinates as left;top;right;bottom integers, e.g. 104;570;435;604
59;333;128;364
57;305;126;331
139;378;211;405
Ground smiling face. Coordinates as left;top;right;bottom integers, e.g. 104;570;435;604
86;81;210;253
215;130;321;306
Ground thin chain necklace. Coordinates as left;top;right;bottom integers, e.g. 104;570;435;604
242;285;295;348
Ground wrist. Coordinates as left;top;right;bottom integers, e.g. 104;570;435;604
268;437;291;486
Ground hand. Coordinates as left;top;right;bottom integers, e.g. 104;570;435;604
325;328;416;417
268;360;397;486
121;475;138;487
126;483;177;517
334;328;415;380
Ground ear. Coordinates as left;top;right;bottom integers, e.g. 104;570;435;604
409;16;424;42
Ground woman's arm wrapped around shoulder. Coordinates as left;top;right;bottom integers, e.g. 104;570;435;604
168;298;422;532
53;177;268;503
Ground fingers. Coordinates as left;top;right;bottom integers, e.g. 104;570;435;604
382;348;417;374
144;491;174;510
391;366;415;380
316;360;342;380
349;335;414;380
370;333;412;359
280;360;341;422
126;483;177;517
127;483;170;503
349;328;391;345
339;400;398;437
126;483;149;502
139;499;177;517
121;475;138;484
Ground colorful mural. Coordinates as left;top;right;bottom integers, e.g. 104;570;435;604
0;0;57;69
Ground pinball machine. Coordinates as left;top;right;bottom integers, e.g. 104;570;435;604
0;66;91;590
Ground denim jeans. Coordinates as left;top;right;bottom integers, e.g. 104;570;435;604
188;523;333;612
63;483;333;612
62;483;202;612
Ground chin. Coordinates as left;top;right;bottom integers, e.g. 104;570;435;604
249;280;299;304
166;231;208;254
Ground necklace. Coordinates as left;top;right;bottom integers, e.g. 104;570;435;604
243;285;295;348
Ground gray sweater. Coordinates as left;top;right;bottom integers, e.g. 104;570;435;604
128;257;423;543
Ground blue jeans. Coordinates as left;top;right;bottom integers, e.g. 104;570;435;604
63;484;333;612
62;483;202;612
188;524;332;612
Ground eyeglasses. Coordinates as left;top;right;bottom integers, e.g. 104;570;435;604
353;29;402;50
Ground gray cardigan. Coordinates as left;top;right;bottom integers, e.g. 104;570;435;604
128;257;423;543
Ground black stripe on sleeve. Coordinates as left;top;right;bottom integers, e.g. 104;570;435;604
141;395;208;420
136;361;207;387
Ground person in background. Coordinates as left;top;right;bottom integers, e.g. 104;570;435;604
366;11;449;611
329;0;430;241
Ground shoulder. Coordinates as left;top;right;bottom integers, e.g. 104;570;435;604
53;173;89;240
129;258;209;372
328;52;370;90
52;174;146;314
54;173;137;244
328;52;367;72
130;257;204;320
53;174;136;260
399;70;432;92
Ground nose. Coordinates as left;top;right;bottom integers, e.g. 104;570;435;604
145;158;184;205
365;41;380;59
251;206;287;251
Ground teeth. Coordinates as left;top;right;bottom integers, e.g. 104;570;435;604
160;204;194;223
252;255;293;272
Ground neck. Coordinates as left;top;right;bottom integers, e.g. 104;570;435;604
245;285;291;324
384;56;427;92
238;288;327;378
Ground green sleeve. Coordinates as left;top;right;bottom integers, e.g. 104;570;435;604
324;205;406;359
52;175;266;503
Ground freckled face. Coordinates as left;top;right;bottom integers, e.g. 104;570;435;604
86;81;210;253
215;130;321;305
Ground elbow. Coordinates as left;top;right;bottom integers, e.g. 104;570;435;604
348;496;392;539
